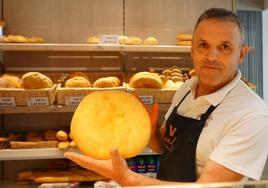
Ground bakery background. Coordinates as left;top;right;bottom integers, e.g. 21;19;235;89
0;0;267;186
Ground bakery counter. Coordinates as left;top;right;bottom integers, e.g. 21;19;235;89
0;43;191;53
0;147;157;161
0;104;170;114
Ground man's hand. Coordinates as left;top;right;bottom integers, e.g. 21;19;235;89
64;147;133;185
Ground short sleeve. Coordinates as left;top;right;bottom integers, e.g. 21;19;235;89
209;113;268;180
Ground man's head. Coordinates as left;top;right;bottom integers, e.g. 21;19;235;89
191;8;248;92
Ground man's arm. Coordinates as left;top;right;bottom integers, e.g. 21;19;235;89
147;122;166;154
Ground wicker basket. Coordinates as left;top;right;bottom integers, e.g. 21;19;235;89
56;72;127;105
127;84;177;104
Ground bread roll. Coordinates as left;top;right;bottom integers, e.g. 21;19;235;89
87;36;99;44
71;90;151;159
27;37;45;43
93;76;121;88
65;76;91;88
0;74;20;88
20;72;53;89
127;36;143;45
7;35;28;43
144;37;158;45
129;72;164;89
162;69;172;76
176;34;193;41
176;40;192;46
69;72;90;81
118;36;129;45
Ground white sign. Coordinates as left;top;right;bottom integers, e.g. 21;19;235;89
65;96;84;106
27;97;49;106
139;95;154;105
0;97;16;106
100;35;119;44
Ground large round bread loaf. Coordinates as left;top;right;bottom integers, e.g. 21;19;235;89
65;76;91;88
129;72;164;89
71;90;151;160
20;72;53;89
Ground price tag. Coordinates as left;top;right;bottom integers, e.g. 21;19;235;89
100;35;119;44
0;97;16;106
139;95;154;105
27;97;49;106
65;96;84;106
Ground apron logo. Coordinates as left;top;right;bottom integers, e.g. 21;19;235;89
163;124;178;152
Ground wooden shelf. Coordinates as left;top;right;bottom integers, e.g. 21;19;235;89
0;147;157;161
0;104;170;114
0;43;191;53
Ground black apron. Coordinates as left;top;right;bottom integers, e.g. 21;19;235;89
157;91;218;182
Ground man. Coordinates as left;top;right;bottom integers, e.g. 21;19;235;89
65;8;268;185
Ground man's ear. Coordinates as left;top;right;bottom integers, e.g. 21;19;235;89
239;44;248;64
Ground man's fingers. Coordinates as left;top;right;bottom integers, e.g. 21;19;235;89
110;147;123;168
64;152;97;170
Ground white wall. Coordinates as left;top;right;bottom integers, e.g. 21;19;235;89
263;8;268;104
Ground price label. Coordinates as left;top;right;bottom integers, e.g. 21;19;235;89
100;35;119;44
139;95;154;105
65;96;84;106
0;97;16;106
27;97;49;106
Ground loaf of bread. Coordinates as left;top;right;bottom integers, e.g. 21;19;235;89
129;72;164;89
20;72;53;89
93;76;121;88
144;37;158;45
71;90;151;160
0;74;20;88
127;36;143;45
65;76;91;88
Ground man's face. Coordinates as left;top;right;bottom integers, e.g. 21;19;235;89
191;19;247;89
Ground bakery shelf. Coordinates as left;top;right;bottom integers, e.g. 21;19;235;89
0;147;157;161
0;43;191;53
0;104;170;114
0;105;78;114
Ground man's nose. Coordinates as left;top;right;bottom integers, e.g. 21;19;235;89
206;48;219;61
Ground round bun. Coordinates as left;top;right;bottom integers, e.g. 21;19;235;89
93;76;121;88
127;36;143;45
20;72;53;89
129;72;164;89
176;40;192;46
144;37;158;45
118;36;129;45
189;69;196;78
65;76;91;88
69;72;90;81
0;74;20;88
176;34;193;41
71;90;151;159
87;36;99;44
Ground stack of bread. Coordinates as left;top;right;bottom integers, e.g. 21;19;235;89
176;33;193;46
118;36;158;45
160;66;185;89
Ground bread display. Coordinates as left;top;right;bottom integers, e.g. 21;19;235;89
65;76;91;88
93;76;121;88
0;74;20;88
87;36;99;44
0;35;45;43
144;37;158;45
129;72;164;89
20;72;53;89
71;90;151;159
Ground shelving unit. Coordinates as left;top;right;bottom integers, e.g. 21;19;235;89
0;43;191;53
0;147;157;161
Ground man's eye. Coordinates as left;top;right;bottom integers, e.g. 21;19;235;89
198;43;207;48
219;44;232;53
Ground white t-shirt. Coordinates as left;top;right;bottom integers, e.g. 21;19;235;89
165;70;268;180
